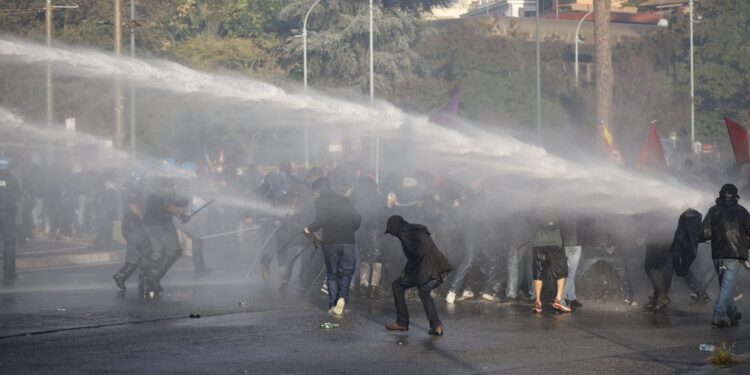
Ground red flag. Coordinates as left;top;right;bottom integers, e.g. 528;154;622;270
724;117;750;163
429;93;460;126
636;121;667;170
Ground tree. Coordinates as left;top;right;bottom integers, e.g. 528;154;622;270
277;0;426;98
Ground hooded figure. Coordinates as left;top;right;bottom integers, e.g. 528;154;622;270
699;183;750;327
384;215;452;336
385;215;452;287
700;184;750;260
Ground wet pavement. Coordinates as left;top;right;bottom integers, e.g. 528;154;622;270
2;258;750;374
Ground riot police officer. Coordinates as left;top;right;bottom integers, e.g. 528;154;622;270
0;156;20;286
112;173;154;294
143;174;190;295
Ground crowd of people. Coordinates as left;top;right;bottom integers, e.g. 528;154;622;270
1;151;749;331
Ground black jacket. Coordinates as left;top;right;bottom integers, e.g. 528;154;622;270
700;198;750;260
670;209;703;276
387;218;452;287
308;190;361;245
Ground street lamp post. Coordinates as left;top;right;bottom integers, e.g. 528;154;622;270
370;0;378;183
303;0;322;168
689;0;695;145
44;2;79;128
575;9;593;86
114;0;123;149
535;0;541;139
129;0;136;157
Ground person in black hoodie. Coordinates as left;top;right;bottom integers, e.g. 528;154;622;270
383;215;453;336
304;178;362;315
700;184;750;327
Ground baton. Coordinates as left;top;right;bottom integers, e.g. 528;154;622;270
187;199;215;220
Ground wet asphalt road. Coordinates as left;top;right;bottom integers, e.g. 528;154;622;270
2;256;750;374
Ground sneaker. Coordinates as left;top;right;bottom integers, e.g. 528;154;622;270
624;298;639;307
689;294;711;307
332;298;346;315
731;312;742;326
552;299;572;313
712;319;730;328
445;291;456;304
566;299;583;309
532;301;542;313
456;290;474;301
481;293;496;302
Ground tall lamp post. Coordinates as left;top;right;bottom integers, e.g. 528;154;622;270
303;0;322;168
370;0;378;183
128;0;137;157
44;1;79;128
535;0;541;139
689;0;695;145
575;9;593;86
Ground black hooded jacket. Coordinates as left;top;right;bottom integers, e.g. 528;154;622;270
308;189;362;245
386;216;452;287
700;197;750;260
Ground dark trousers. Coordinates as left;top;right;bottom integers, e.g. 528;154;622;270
645;244;706;299
392;278;442;330
0;212;16;284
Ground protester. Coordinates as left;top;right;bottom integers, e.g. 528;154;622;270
304;177;361;316
384;215;452;336
699;184;749;327
530;211;571;313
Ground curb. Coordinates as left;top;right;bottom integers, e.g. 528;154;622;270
6;250;125;270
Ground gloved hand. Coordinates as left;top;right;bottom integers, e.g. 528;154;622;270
179;213;191;224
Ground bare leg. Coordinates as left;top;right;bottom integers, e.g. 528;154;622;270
556;278;566;301
534;280;543;305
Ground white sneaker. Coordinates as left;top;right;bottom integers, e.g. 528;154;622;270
332;298;346;315
481;293;495;302
446;291;456;304
457;290;474;301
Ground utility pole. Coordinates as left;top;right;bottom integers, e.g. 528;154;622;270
370;0;379;183
45;0;52;128
594;0;613;143
535;0;541;139
44;2;79;128
689;0;695;145
303;0;322;168
129;0;137;156
114;0;124;149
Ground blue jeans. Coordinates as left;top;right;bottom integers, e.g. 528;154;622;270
713;259;741;322
449;245;475;293
506;242;533;299
323;244;356;307
563;245;582;301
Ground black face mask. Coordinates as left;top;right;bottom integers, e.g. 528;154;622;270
385;215;407;236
